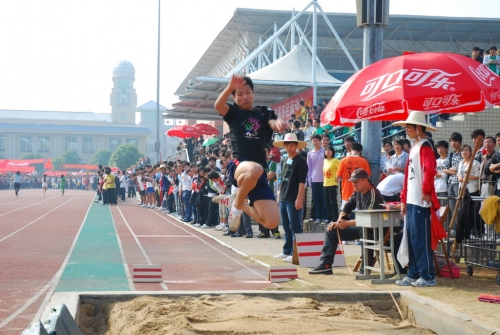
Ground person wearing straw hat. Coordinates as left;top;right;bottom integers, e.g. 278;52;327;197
213;75;288;232
272;133;308;263
392;111;441;287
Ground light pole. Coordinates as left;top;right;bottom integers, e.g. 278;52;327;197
155;0;161;163
356;0;389;185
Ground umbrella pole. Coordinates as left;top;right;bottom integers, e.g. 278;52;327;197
448;135;483;260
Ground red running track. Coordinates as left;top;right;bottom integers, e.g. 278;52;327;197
0;189;273;334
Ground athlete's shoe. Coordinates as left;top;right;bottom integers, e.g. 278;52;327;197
227;207;242;232
212;193;236;207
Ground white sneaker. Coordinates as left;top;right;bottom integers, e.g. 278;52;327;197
283;255;293;263
274;253;288;259
228;207;242;232
201;224;211;229
212;193;236;206
214;225;225;231
193;223;201;227
158;207;165;211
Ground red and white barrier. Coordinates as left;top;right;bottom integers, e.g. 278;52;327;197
268;266;298;283
133;264;162;283
295;233;345;268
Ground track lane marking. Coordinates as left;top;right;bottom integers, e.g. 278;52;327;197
0;195;93;329
109;207;135;291
116;207;168;291
0;193;83;243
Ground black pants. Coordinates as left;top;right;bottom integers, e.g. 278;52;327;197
102;189;109;204
324;185;339;222
128;186;136;198
208;199;219;226
196;196;208;224
119;188;126;201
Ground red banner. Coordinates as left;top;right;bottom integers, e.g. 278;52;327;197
61;164;99;170
271;87;314;120
6;159;46;164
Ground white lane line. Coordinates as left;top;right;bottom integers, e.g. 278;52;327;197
148;210;271;282
0;283;50;329
162;280;270;284
0;196;93;329
0;194;51;206
0;197;60;217
135;235;196;238
109;207;135;291
0;193;83;243
116;207;169;291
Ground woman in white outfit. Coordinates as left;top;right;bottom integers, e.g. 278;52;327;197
457;144;481;196
41;174;49;196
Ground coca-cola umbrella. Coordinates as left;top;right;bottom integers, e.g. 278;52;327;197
193;123;220;135
321;52;500;126
166;125;201;138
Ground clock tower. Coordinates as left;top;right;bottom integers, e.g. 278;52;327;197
110;60;137;124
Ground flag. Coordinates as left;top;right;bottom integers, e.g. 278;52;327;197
44;158;53;171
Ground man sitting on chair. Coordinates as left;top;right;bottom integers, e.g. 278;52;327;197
308;168;384;275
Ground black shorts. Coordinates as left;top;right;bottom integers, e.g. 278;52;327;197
227;158;275;204
139;190;146;196
14;182;21;190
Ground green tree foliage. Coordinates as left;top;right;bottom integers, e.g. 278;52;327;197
19;153;45;173
109;144;142;170
88;150;112;167
60;150;81;164
52;157;63;171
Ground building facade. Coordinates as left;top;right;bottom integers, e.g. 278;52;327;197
0;60;152;162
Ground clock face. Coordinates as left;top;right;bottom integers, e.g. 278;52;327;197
118;92;129;105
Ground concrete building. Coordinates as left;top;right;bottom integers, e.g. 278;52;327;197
0;60;152;162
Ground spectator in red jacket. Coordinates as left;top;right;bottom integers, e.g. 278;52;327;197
392;111;439;288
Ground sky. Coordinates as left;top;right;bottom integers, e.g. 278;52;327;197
0;0;499;115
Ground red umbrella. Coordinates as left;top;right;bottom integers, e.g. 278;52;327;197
321;52;500;126
166;125;201;138
193;123;220;135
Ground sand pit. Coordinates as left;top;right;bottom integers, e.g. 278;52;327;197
79;295;436;335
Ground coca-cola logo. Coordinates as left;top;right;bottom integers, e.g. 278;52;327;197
422;94;462;110
491;89;500;102
469;64;497;86
322;110;335;123
356;103;386;118
360;68;461;102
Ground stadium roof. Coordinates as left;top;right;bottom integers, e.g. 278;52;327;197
168;7;500;120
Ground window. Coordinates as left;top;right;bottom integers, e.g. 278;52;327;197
20;135;32;152
142;111;156;122
37;136;50;152
65;137;78;152
82;137;94;153
118;80;129;89
126;138;137;148
110;138;121;151
0;135;4;151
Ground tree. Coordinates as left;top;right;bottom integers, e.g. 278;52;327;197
109;144;142;170
52;157;63;171
88;150;112;167
60;150;81;164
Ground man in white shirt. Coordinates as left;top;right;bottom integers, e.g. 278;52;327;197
180;165;193;222
483;46;499;74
